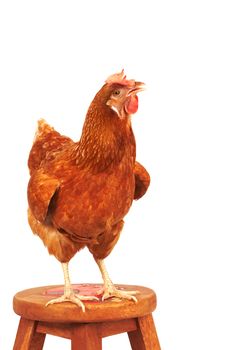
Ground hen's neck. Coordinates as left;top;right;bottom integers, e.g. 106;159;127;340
76;104;136;172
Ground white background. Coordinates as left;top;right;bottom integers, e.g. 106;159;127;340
0;0;233;349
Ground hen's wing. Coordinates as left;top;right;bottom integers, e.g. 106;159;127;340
134;161;150;200
28;171;60;222
28;119;73;175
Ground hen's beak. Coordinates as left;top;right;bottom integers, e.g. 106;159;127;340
127;82;146;96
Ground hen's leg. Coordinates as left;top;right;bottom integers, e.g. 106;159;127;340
46;262;98;311
95;259;138;302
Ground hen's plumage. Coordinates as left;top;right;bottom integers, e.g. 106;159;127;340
27;71;150;309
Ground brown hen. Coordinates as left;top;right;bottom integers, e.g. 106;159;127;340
27;70;150;311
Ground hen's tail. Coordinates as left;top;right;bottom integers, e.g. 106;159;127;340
28;119;73;174
35;118;55;140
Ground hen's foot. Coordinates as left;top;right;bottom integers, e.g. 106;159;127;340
46;262;99;311
46;293;99;312
95;259;139;303
95;258;139;303
99;284;139;303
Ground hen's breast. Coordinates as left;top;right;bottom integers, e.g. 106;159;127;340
50;159;135;239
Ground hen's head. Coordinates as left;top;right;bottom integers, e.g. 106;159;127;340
93;70;145;119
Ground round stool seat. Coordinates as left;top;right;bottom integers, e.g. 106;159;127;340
13;284;160;350
13;284;156;323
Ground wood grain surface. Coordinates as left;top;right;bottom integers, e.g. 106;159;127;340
13;284;156;323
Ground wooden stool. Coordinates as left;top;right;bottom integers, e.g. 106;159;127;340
13;284;161;350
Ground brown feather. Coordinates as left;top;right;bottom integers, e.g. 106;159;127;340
134;161;151;200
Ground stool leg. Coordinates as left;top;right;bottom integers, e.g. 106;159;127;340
13;318;46;350
71;324;102;350
128;314;161;350
29;330;46;350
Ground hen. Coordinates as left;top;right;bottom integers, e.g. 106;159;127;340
27;70;150;311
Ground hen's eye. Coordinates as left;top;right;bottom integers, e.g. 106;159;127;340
113;90;121;96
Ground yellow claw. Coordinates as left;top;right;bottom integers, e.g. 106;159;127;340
46;293;99;312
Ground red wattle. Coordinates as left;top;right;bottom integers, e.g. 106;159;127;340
125;95;138;114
